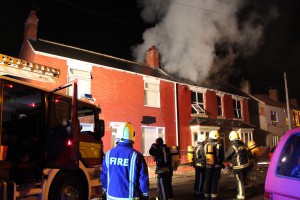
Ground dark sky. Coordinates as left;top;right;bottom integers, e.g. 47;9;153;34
1;0;300;103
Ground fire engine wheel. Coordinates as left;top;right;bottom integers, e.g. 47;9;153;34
48;173;86;200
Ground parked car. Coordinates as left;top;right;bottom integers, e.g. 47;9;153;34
264;127;300;200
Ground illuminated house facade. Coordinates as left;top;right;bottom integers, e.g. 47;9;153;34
17;10;254;161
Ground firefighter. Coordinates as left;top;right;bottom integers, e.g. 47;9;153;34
204;130;224;200
100;122;149;200
246;140;260;188
225;131;249;200
193;133;207;198
149;137;174;200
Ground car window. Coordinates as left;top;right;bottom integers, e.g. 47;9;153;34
277;134;300;179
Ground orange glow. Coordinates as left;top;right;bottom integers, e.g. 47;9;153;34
67;139;72;146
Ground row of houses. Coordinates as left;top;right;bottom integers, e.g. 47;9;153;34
5;10;300;163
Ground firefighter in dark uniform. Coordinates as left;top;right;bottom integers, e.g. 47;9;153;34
204;130;224;200
225;131;249;200
149;137;173;200
100;122;149;200
193;133;207;198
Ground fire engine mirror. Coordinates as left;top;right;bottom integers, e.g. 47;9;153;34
98;119;105;138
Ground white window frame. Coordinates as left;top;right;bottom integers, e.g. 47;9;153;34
270;110;278;122
67;60;92;98
110;122;125;148
141;126;165;155
143;77;160;108
233;98;242;119
217;94;223;117
191;91;205;114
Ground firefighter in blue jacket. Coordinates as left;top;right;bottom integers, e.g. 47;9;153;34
100;122;149;200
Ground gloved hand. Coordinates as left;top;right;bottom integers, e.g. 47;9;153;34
101;192;107;200
140;195;149;200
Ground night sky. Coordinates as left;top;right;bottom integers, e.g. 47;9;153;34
1;0;300;103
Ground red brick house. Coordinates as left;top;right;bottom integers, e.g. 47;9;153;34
18;10;254;163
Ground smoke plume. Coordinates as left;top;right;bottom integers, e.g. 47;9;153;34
132;0;278;86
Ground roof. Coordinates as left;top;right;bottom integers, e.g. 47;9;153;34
30;39;249;98
30;39;174;81
252;94;287;108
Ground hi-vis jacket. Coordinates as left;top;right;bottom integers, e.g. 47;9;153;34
225;140;249;170
100;142;149;200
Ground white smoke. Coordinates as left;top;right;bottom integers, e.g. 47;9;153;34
132;0;278;84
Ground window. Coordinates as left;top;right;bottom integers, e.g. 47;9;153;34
272;135;279;147
277;134;300;179
110;122;124;148
271;110;278;122
217;95;223;116
144;78;160;108
191;91;205;114
142;126;165;155
240;131;253;144
67;60;91;98
233;99;242;119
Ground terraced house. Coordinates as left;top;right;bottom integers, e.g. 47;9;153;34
16;10;255;163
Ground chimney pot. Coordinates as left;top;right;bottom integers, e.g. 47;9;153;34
269;89;279;102
146;46;160;68
24;10;39;41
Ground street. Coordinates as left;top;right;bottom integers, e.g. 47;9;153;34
148;165;267;200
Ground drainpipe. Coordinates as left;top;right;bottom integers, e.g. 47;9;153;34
174;82;179;146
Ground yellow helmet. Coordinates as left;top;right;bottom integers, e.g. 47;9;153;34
209;130;219;139
229;131;240;141
247;140;257;150
198;134;207;142
116;122;135;143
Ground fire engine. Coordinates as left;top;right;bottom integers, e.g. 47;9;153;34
0;54;105;200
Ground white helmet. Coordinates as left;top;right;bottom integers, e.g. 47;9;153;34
116;122;135;143
197;134;207;142
229;131;240;141
209;130;219;140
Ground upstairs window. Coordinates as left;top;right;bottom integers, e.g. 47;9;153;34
217;95;223;116
271;110;278;122
191;91;205;114
233;99;242;119
144;77;160;108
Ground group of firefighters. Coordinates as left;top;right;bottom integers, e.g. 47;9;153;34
99;122;261;200
191;130;261;200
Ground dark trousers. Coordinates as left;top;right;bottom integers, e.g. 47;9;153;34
194;167;206;195
157;170;173;200
204;167;221;199
233;168;248;199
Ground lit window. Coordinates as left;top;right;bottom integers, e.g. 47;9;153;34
142;126;165;155
191;91;205;114
144;78;160;108
271;110;278;122
233;99;242;119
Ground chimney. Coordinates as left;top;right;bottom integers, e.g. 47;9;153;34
240;79;251;95
24;10;39;41
290;98;298;107
146;46;160;68
269;89;279;102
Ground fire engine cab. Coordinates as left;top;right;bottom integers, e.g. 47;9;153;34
0;54;105;200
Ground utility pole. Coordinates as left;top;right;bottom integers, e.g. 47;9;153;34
284;72;292;129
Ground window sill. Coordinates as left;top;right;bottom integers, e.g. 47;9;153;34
191;113;208;118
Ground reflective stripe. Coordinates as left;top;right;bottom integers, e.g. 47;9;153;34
106;151;111;193
162;148;167;163
129;152;137;198
107;194;140;200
